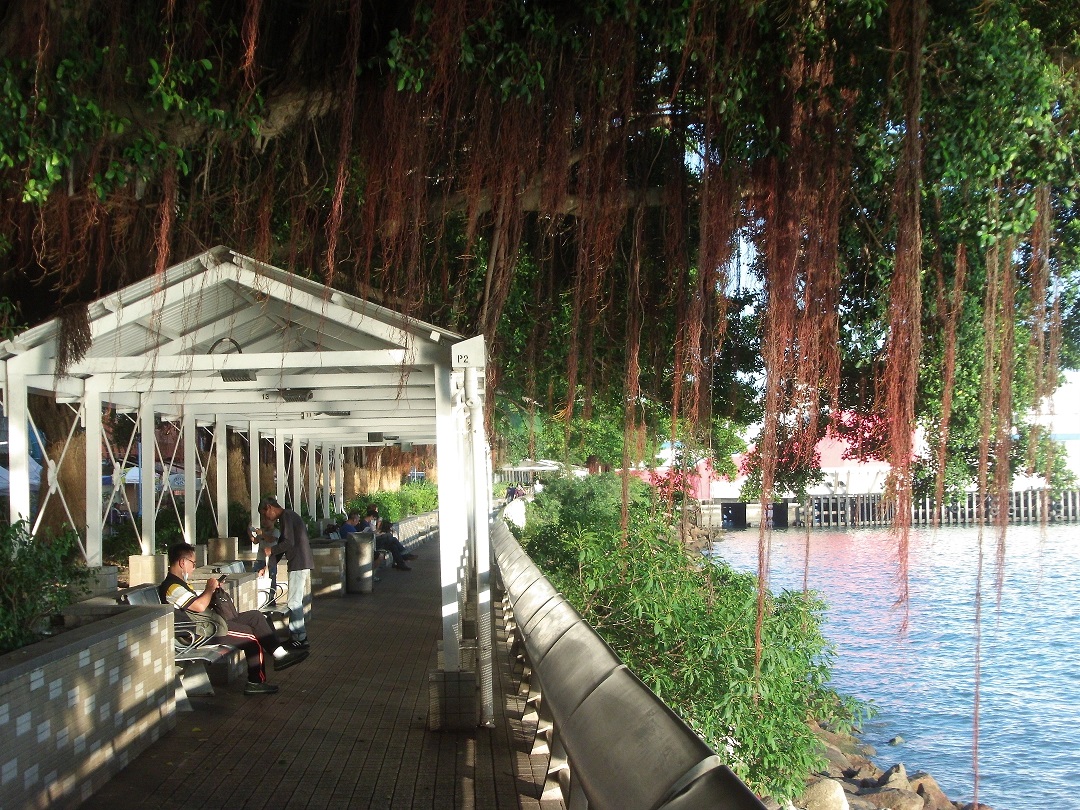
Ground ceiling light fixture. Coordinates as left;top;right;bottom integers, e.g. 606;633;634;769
281;388;314;402
209;336;256;382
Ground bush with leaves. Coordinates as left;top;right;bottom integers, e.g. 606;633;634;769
520;474;864;801
0;521;93;654
345;481;439;524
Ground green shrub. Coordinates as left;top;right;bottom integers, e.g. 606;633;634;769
397;481;438;515
103;520;141;563
520;474;864;801
346;482;438;524
0;521;93;654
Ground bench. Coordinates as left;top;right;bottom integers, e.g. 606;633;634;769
118;584;239;702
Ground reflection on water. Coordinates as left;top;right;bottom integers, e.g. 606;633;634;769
711;525;1080;810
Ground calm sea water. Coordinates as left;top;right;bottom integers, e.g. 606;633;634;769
712;524;1080;810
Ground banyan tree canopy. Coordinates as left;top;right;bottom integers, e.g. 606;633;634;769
0;0;1078;514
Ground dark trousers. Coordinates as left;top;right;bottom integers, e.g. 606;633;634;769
376;533;408;566
220;610;278;683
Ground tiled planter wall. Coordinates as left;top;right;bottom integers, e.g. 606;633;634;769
310;542;345;596
0;606;176;809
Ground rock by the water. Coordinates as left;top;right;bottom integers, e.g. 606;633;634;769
820;741;854;778
888;735;904;745
799;725;984;810
908;771;953;810
798;777;850;810
844;762;883;785
875;763;910;791
856;787;924;810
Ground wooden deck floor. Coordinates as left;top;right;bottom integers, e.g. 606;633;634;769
79;537;559;810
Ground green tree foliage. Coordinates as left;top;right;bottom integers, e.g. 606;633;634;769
0;521;92;654
521;475;864;800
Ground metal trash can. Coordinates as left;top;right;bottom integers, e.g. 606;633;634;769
345;533;376;594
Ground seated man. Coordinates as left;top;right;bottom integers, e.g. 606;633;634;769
361;504;380;533
338;511;389;575
159;542;308;695
375;519;418;571
336;511;365;538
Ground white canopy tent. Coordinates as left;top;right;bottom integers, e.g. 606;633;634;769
0;246;493;722
0;456;42;495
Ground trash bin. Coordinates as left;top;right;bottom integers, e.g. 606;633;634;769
345;532;376;594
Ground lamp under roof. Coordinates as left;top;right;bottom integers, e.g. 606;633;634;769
209;336;256;382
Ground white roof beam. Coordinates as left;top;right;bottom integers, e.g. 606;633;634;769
22;370;437;394
157;401;437;417
139;389;435;407
55;347;450;375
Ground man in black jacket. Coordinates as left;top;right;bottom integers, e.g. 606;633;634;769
258;496;314;650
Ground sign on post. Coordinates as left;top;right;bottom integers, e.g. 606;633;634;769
452;335;486;369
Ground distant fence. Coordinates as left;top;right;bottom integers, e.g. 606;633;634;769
794;490;1080;528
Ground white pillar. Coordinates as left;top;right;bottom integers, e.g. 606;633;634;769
215;415;228;537
5;367;31;523
465;366;494;725
249;422;261;528
139;395;156;554
334;444;345;514
291;435;301;512
183;410;197;544
83;386;103;566
307;439;317;520
436;363;466;671
320;443;331;520
275;429;286;506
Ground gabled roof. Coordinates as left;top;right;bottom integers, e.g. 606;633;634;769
1;246;476;445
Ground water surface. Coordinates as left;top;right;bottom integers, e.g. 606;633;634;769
712;525;1080;810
